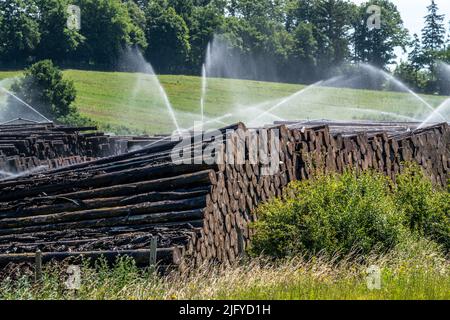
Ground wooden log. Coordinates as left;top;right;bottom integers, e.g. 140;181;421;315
0;209;205;236
40;123;245;175
0;188;211;219
0;170;216;202
0;160;215;197
0;220;204;244
0;196;207;229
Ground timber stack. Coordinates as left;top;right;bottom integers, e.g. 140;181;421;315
276;120;449;186
0;120;448;271
0;121;158;176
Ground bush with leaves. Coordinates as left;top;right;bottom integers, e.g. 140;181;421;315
251;165;449;259
8;60;78;123
251;171;406;258
394;164;449;251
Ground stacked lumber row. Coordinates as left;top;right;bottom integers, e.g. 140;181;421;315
0;156;92;181
0;123;94;159
0;169;215;268
218;122;450;264
282;121;449;186
0;123;123;159
0;122;295;269
0;124;207;265
274;120;422;137
191;124;295;267
0;122;162;175
0;121;448;270
114;135;171;151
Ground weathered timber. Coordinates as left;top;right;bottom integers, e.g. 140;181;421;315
0;196;207;229
0;189;210;218
0;170;216;201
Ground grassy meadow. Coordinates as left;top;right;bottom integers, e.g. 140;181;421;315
1;69;448;134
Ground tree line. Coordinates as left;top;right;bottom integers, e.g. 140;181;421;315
1;0;450;94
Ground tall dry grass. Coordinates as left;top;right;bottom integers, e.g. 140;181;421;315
0;237;448;300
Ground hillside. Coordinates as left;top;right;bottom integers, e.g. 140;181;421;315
1;70;447;134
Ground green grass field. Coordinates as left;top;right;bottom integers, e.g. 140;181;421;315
1;69;448;134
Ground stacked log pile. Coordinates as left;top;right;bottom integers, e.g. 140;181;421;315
0;122;159;176
0;121;448;270
281;121;449;186
0;122;293;269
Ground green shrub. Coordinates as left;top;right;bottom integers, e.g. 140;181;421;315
99;123;147;136
250;170;406;258
58;112;96;127
251;165;450;259
394;164;449;251
9;60;77;121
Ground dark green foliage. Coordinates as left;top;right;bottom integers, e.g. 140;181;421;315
57;112;95;127
422;0;446;55
35;0;85;62
419;0;447;93
73;0;147;66
288;0;354;71
394;164;450;251
0;0;41;65
394;61;429;93
0;0;448;93
351;0;409;68
144;2;191;73
125;0;148;47
409;34;425;72
292;22;318;74
9;60;78;121
188;4;224;70
251;166;450;259
251;171;405;258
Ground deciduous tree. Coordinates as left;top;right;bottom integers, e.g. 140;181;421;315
352;0;408;69
0;0;41;65
144;1;191;73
